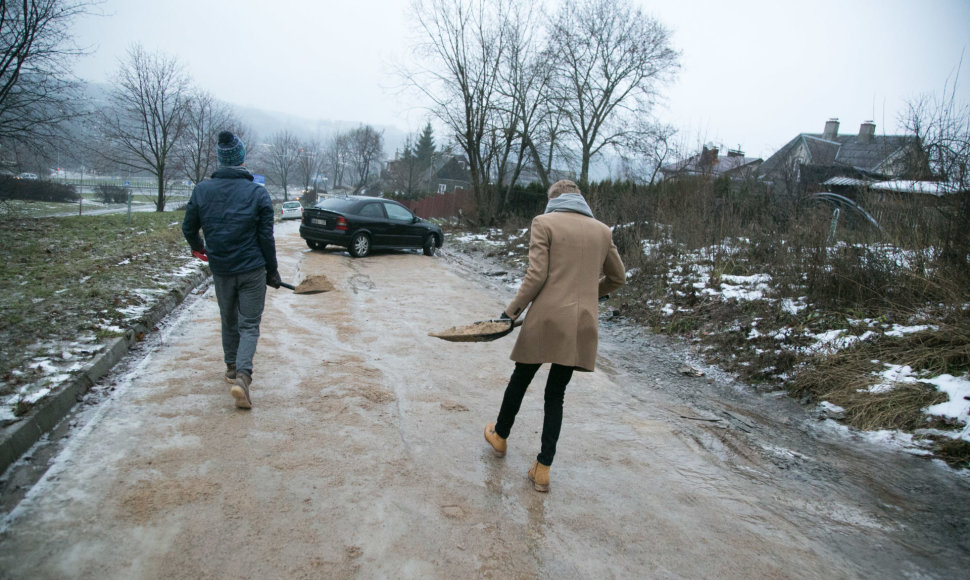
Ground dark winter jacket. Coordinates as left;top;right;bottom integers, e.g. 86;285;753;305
182;167;278;277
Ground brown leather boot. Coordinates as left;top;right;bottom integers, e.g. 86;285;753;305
230;371;252;409
484;422;507;457
528;460;550;492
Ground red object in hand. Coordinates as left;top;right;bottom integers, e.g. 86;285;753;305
192;250;208;262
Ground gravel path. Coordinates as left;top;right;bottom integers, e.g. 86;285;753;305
0;222;967;579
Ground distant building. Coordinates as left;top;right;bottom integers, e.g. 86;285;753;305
758;119;923;192
383;154;472;195
659;145;762;181
496;165;576;188
428;155;471;193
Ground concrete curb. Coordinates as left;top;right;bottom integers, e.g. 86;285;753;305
0;269;211;475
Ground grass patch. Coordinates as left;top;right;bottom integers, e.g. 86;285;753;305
0;212;198;400
888;315;970;376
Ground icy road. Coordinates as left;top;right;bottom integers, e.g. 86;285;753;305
0;222;967;578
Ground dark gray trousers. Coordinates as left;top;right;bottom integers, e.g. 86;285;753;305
212;267;266;375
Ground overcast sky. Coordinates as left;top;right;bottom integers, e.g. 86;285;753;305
73;0;970;160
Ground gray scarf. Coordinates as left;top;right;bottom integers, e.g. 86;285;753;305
544;193;594;218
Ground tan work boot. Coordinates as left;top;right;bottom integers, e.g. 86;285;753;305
484;422;507;457
230;371;252;409
225;363;237;384
528;460;550;492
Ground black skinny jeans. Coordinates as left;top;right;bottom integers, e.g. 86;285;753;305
495;362;574;466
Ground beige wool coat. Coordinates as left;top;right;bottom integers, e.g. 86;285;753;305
504;211;626;372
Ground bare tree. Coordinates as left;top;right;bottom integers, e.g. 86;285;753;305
494;0;557;203
619;119;678;184
533;105;571;181
902;82;970;189
345;124;384;193
177;89;238;186
901;72;970;272
0;0;92;151
322;133;349;190
294;136;323;197
549;0;679;184
409;0;509;223
98;44;191;211
266;129;298;200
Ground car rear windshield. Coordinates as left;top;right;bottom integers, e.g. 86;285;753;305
282;202;301;208
313;198;358;212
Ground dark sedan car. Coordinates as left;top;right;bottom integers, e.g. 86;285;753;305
299;195;444;258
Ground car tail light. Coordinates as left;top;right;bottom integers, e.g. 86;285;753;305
336;216;348;231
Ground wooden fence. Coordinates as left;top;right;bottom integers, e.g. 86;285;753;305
401;188;475;220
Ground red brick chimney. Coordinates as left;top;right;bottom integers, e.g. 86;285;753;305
700;145;719;170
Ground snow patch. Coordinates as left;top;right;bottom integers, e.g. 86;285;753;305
923;374;970;434
885;324;935;338
782;297;808;315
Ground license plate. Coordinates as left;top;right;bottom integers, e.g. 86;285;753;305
311;218;328;226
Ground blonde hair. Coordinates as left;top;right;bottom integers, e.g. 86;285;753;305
547;179;581;199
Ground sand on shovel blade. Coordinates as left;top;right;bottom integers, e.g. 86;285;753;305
294;274;334;294
428;320;512;342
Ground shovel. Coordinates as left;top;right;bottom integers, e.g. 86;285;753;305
278;273;334;295
429;317;524;342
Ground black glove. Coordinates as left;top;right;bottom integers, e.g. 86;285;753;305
266;270;282;289
499;311;511;321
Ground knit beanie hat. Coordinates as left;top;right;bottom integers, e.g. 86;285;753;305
217;131;246;166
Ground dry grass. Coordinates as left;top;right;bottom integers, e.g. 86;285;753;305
890;315;970;375
489;179;970;467
787;321;970;467
0;212;195;401
789;350;947;431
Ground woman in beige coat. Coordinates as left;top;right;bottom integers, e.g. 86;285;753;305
484;180;625;491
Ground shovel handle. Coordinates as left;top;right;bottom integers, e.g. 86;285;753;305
279;281;296;291
484;317;524;328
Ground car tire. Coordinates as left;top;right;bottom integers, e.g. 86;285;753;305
349;232;370;258
423;234;437;257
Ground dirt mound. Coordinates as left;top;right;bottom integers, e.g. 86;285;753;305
295;274;334;294
428;320;512;342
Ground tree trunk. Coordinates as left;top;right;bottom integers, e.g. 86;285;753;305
156;176;166;212
524;135;550;189
580;147;592;186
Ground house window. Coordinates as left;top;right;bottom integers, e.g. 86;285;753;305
437;183;446;194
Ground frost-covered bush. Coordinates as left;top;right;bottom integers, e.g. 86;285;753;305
95;184;130;204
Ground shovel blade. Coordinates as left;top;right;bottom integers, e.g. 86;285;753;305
279;275;334;295
294;274;334;294
429;319;518;342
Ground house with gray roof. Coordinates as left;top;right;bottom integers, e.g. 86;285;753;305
759;119;922;192
660;145;762;181
383;154;472;196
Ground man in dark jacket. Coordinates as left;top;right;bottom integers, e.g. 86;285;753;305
182;131;281;409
